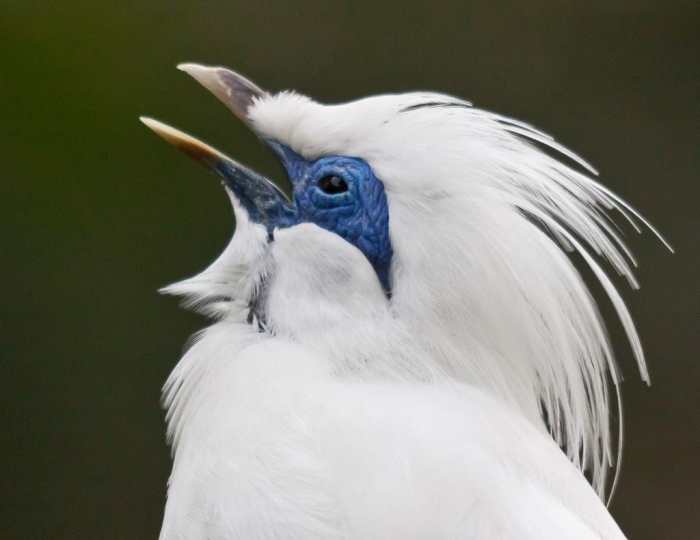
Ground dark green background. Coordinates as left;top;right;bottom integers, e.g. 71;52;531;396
2;1;698;538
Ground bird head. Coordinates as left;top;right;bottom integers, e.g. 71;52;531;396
141;65;400;325
142;63;670;499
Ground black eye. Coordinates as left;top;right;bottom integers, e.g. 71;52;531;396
318;175;348;195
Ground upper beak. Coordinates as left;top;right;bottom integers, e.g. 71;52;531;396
140;64;296;231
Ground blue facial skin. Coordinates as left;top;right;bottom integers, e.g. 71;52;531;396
263;141;393;294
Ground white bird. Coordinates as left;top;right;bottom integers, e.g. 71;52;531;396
141;63;670;539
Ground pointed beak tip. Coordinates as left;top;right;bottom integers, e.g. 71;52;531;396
139;115;155;128
175;62;266;122
138;117;204;158
176;62;219;85
139;116;172;139
176;62;197;72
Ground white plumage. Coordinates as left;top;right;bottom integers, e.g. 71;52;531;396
143;64;669;539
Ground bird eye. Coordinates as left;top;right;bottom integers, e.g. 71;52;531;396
318;175;348;195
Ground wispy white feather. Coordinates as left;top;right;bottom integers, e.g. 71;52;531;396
238;91;668;497
157;87;667;538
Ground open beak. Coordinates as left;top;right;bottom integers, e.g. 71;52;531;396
140;64;296;231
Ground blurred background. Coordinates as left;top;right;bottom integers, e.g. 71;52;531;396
2;1;698;538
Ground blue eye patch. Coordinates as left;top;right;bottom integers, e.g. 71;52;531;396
266;141;393;294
